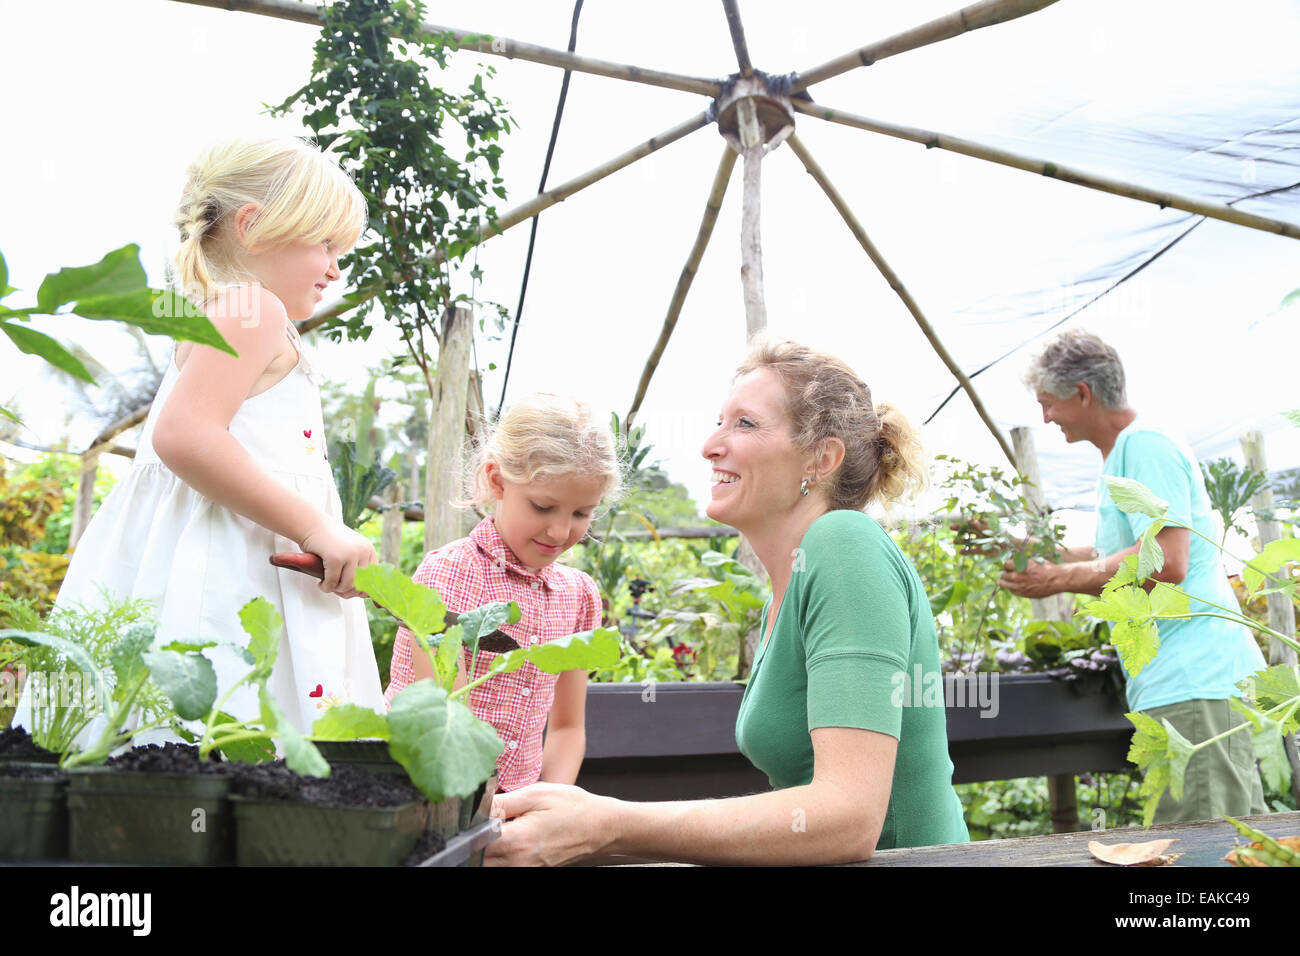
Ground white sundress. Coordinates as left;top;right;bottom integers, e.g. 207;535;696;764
25;323;384;741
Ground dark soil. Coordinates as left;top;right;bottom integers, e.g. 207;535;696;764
229;760;425;809
402;828;448;866
107;742;227;774
0;727;56;760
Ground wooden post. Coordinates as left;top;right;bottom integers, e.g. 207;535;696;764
1012;425;1079;832
1239;430;1300;803
381;480;404;569
68;447;103;549
737;98;766;340
425;306;474;553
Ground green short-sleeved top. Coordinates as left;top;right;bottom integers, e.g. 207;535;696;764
735;509;969;851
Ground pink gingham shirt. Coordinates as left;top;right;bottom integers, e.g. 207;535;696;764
383;516;602;791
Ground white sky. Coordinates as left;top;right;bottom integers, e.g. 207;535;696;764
4;0;1299;522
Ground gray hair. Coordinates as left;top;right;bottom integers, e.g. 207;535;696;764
1022;329;1127;408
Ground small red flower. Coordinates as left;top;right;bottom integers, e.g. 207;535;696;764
303;429;312;438
308;684;323;698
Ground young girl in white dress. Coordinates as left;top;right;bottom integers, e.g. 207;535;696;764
48;136;385;734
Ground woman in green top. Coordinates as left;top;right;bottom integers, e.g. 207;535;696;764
487;337;968;865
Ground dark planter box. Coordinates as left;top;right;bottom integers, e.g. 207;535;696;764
66;768;234;865
312;740;487;832
0;764;68;862
414;817;499;867
230;795;435;866
577;675;1133;801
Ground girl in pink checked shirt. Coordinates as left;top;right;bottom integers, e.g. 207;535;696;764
383;393;622;791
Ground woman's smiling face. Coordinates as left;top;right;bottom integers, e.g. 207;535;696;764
700;368;806;532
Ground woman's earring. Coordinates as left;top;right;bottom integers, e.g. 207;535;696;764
800;478;811;497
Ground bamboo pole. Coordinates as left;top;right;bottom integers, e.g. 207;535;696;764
786;132;1018;469
299;112;713;335
627;147;738;428
738;99;767;338
1012;425;1080;832
792;99;1300;242
721;0;754;77
1238;430;1300;803
794;0;1058;90
170;0;723;96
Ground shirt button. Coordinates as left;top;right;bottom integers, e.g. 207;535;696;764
521;687;532;698
530;580;540;589
508;740;519;750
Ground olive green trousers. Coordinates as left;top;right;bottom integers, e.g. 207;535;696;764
1143;697;1268;825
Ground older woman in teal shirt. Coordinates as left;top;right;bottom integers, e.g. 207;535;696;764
486;337;968;865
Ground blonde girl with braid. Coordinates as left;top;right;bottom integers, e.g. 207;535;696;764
43;136;386;735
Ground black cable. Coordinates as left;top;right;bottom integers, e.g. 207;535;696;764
496;0;583;414
922;178;1300;425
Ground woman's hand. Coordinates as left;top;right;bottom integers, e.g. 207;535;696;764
484;783;618;867
299;521;376;599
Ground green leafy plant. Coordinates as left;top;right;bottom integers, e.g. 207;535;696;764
331;437;397;529
0;246;232;420
1200;456;1269;546
1;595;165;753
271;0;512;371
897;456;1063;673
1085;475;1300;826
636;550;765;681
312;563;622;800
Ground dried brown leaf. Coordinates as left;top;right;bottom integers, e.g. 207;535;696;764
1089;838;1178;866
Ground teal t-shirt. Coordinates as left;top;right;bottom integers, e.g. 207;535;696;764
734;509;969;851
1096;422;1265;713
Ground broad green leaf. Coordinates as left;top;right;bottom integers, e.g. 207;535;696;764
1163;719;1194;802
0;321;94;382
490;627;622;676
158;640;218;653
1284;409;1300;429
1104;476;1169;519
0;628;99;679
454;601;521;644
1281;287;1300;310
1136;519;1166;581
212;710;277;764
0;249;8;295
928;582;955;617
1127;711;1170;828
1242;538;1300;596
435;624;463;692
1230;698;1292;794
388;679;502;800
108;623;156;701
1148;582;1190;619
143;649;217;720
239;597;283;677
36;244;147;314
355;563;447;641
1248;663;1300;735
72;289;237;356
1109;618;1161;677
259;686;328;778
311;703;391;741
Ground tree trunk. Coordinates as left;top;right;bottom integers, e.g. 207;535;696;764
425;306;474;553
381;480;404;569
68;448;102;549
